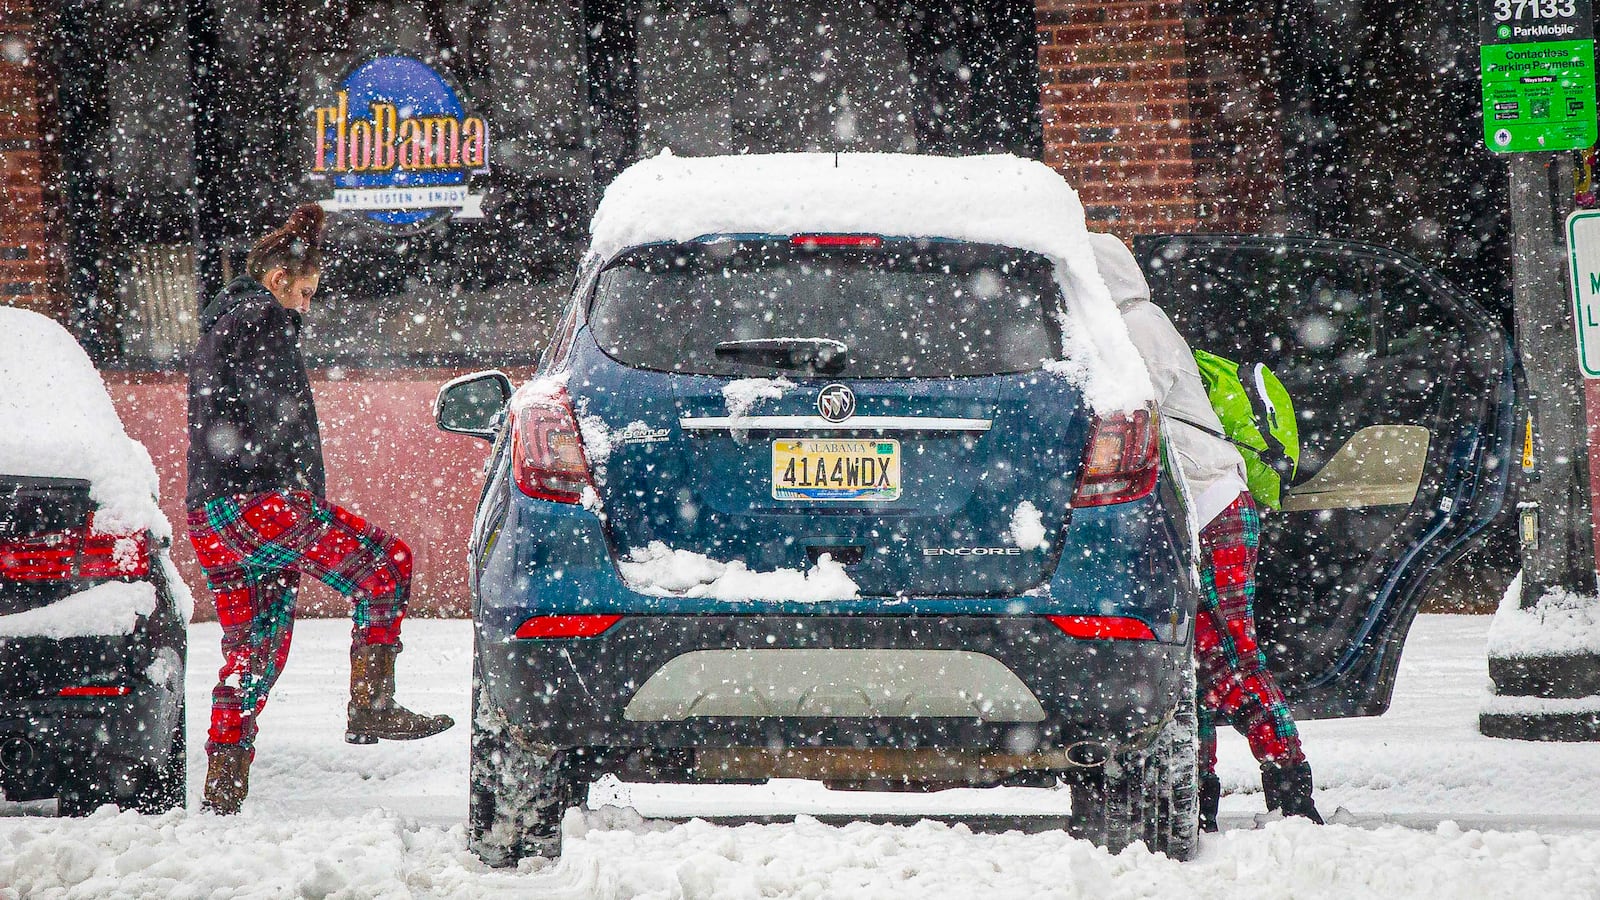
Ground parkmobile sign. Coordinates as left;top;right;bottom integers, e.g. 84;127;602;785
310;55;489;230
1479;0;1597;153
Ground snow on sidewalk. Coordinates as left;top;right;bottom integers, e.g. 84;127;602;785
3;615;1599;898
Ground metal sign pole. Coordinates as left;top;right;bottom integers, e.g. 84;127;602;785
1509;154;1596;602
1479;0;1600;741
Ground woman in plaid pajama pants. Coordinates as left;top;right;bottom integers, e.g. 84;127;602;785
1195;492;1323;828
187;490;414;752
1095;233;1322;832
185;206;451;814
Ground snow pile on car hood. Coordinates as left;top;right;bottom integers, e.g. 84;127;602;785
0;307;167;536
587;152;1153;413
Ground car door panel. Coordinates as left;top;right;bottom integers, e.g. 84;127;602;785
1135;235;1516;717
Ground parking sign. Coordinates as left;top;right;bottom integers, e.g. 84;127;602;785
1567;210;1600;376
1480;0;1597;153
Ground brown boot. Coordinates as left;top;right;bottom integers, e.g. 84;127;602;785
202;746;251;815
346;642;454;744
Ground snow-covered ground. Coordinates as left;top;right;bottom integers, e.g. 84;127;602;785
4;614;1599;898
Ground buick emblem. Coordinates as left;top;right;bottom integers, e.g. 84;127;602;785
817;384;856;423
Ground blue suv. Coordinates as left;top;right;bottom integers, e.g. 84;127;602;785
438;154;1200;862
435;156;1515;865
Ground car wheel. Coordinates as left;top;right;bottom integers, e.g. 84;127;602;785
1070;659;1199;860
133;703;187;814
468;667;575;866
1156;664;1200;860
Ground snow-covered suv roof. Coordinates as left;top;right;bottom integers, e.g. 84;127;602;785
587;152;1152;412
0;307;166;535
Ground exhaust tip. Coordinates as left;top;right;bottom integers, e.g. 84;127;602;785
1064;740;1109;768
0;736;36;773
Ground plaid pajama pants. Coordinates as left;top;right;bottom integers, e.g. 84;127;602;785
1195;492;1306;773
187;489;413;753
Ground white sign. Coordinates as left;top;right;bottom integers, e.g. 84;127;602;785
318;185;484;219
1568;210;1600;377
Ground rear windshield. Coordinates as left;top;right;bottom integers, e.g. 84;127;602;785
587;239;1063;378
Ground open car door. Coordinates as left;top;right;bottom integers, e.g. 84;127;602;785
1135;235;1518;718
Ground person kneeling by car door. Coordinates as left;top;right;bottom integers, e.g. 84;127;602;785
1091;233;1324;831
185;204;454;815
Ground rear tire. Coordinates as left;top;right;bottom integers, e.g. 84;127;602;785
468;670;576;866
1070;660;1199;860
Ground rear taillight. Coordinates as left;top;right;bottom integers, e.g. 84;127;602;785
1047;615;1157;641
58;685;132;697
510;386;594;504
79;516;151;578
0;530;76;579
0;515;148;581
1071;405;1159;507
515;614;623;639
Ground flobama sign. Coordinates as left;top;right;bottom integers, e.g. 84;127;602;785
310;55;488;228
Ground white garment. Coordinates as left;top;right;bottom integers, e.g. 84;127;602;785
1090;233;1249;528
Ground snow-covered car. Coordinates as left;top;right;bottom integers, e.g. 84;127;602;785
439;154;1203;863
0;307;188;815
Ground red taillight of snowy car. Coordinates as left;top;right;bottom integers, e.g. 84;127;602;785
57;685;132;697
1071;405;1159;508
509;386;594;504
790;234;884;249
1046;614;1157;641
0;529;76;579
0;514;149;581
514;614;623;639
79;516;151;579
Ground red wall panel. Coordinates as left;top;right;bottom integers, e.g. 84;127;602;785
104;369;517;620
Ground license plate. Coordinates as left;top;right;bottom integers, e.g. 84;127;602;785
772;439;901;502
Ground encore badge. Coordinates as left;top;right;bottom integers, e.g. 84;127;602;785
309;54;489;230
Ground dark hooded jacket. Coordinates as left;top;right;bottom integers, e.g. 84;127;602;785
186;276;325;508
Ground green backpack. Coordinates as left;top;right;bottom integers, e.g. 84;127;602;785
1183;350;1300;510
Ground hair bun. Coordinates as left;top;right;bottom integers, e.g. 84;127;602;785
246;203;326;281
283;204;325;247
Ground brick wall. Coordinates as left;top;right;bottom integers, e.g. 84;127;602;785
1035;0;1284;236
0;0;63;319
1183;1;1284;232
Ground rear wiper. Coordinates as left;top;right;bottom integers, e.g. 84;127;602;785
714;338;849;374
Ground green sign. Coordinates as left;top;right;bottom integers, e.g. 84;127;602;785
1480;0;1597;153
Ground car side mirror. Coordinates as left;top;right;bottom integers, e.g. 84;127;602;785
1282;425;1431;512
435;370;513;441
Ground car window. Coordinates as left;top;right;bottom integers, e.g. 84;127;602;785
1152;245;1374;373
587;240;1064;378
1372;262;1460;356
1148;243;1380;478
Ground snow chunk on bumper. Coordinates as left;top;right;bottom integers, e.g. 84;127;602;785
0;581;157;639
1007;501;1050;551
618;541;861;602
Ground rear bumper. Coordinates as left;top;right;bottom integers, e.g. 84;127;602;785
0;589;185;800
474;477;1194;755
478;614;1187;753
